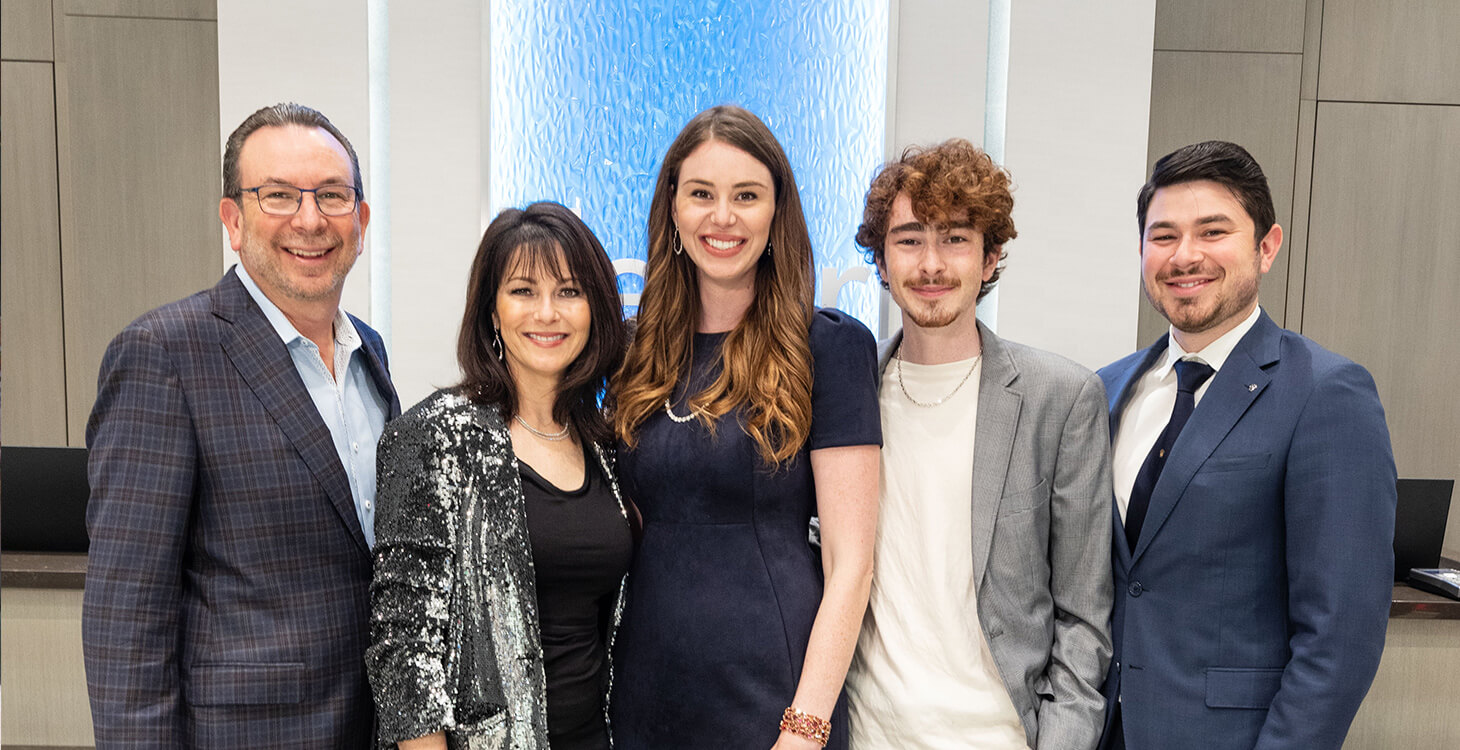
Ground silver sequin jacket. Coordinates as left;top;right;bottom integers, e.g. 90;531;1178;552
366;388;629;749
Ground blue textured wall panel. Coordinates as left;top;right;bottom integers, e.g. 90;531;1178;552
490;0;888;327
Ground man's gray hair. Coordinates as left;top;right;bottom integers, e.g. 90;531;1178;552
222;102;363;201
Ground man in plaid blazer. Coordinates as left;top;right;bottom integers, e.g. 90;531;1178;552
83;103;400;747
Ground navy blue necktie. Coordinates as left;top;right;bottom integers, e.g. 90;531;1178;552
1125;359;1215;549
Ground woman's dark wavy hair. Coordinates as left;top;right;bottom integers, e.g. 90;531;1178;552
458;202;626;445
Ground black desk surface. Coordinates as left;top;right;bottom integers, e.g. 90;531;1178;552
2;551;88;588
6;552;1460;620
1390;557;1460;620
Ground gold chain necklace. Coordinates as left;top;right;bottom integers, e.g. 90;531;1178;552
895;345;982;408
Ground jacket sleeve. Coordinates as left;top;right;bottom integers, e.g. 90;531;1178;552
1036;371;1115;750
366;414;460;743
82;324;196;748
1255;361;1395;749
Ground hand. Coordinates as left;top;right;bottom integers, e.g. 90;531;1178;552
770;730;823;750
398;731;448;750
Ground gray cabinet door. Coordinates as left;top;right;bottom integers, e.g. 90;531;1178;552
55;11;221;443
2;61;68;445
1303;101;1460;558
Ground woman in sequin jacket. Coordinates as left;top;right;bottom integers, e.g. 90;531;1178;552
367;202;632;749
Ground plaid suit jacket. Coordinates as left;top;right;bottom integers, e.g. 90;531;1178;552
83;268;401;748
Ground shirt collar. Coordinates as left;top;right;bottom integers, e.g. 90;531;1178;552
233;264;357;349
1157;304;1262;378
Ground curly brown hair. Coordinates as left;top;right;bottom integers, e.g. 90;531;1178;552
612;105;815;466
855;139;1016;301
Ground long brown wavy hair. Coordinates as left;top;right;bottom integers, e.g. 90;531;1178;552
613;105;814;465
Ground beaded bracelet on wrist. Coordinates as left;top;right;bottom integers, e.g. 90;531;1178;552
780;706;831;747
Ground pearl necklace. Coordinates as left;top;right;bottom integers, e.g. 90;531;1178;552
514;414;570;441
664;398;701;423
895;345;982;408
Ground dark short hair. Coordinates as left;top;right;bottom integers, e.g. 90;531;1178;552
855;138;1015;301
458;202;626;445
222;102;363;201
1136;140;1275;239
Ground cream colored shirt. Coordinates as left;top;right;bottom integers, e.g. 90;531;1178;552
1113;305;1262;521
847;355;1028;750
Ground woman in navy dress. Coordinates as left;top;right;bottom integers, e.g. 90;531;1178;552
611;105;881;749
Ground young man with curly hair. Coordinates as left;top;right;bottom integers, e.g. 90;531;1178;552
845;139;1114;749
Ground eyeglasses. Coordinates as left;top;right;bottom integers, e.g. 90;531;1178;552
240;184;359;216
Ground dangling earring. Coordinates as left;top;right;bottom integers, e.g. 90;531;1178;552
673;230;685;256
764;240;774;257
492;326;504;359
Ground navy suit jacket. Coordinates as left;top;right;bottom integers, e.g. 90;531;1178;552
1097;310;1395;750
83;269;400;748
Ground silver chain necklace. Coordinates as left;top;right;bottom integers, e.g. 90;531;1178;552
514;414;570;441
895;345;982;408
663;398;701;423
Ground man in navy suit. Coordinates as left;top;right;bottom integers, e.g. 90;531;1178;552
83;103;399;747
1097;141;1395;749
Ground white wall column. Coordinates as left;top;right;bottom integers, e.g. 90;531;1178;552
217;1;374;320
218;2;484;407
997;1;1155;369
382;0;484;406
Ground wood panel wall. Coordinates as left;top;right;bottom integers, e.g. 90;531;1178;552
0;0;220;447
2;61;68;445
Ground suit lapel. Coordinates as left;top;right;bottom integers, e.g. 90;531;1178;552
1108;337;1168;563
351;313;402;418
970;323;1020;584
1130;313;1281;564
211;271;370;554
1108;338;1169;439
877;326;1024;583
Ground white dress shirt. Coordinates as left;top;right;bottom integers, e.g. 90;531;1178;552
236;264;390;546
1113;305;1262;522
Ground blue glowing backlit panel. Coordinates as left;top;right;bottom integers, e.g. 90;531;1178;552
490;0;888;329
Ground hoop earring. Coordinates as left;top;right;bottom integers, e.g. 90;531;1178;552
673;231;685;256
492;326;504;359
764;240;774;257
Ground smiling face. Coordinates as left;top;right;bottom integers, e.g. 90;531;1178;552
492;247;591;390
220;125;369;311
671;139;776;294
1141;179;1282;351
877;192;994;336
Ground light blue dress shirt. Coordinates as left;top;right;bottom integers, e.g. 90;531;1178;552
235;265;389;547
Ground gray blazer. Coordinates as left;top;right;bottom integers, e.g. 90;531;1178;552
876;322;1113;750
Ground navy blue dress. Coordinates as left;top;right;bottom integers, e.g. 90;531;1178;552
612;310;881;749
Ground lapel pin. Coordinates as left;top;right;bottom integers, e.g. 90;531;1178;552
1247;384;1257;392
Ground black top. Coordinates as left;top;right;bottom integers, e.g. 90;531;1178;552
520;444;633;750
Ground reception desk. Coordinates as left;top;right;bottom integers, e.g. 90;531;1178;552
2;553;91;749
3;553;1458;748
1347;564;1460;748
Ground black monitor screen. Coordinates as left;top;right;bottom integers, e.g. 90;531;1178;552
2;446;91;553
